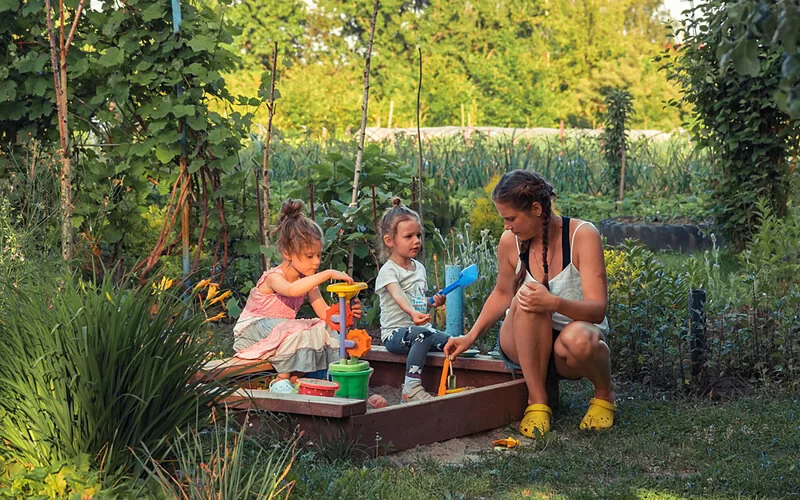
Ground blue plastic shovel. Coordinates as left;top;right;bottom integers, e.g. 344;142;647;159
429;264;479;304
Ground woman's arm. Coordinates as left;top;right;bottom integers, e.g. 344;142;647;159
265;268;353;297
465;230;518;342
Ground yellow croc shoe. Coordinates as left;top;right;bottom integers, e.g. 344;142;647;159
519;404;552;438
579;398;617;431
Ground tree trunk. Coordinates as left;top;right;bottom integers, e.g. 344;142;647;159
45;0;85;263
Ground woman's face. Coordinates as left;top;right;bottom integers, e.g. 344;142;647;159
494;200;540;240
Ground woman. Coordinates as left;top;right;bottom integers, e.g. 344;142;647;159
444;170;616;438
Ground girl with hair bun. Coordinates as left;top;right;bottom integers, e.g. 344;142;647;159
233;199;361;389
444;170;616;437
375;198;447;402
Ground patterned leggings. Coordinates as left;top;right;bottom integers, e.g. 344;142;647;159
383;325;450;379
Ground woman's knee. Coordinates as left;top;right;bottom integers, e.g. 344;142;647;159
557;323;605;362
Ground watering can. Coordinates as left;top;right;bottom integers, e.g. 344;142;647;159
429;264;479;304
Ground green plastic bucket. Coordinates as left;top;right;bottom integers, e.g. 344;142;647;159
328;360;373;399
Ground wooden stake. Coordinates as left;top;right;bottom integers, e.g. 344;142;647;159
348;0;380;276
260;42;279;271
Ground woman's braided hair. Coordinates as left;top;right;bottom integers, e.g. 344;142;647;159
275;199;324;258
492;170;556;292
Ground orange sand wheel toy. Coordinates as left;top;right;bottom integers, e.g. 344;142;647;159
325;282;370;360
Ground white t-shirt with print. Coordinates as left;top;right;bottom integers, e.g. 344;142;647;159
375;259;429;341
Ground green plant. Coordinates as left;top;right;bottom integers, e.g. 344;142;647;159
289;144;416;285
0;455;122;499
661;0;800;249
601;88;635;200
137;413;296;499
432;224;499;348
0;274;235;473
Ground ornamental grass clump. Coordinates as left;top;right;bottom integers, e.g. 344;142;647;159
137;413;297;499
0;275;235;474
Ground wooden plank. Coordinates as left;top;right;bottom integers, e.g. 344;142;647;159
196;357;274;381
364;347;520;389
223;388;366;418
285;378;528;454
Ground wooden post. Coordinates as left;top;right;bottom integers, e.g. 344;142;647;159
689;289;707;384
387;100;394;129
308;183;316;222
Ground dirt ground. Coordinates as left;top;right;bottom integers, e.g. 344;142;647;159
367;384;526;466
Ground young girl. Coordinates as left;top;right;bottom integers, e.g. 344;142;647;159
375;199;447;402
233;199;360;387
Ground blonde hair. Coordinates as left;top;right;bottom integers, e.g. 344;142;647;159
275;199;323;257
377;198;421;262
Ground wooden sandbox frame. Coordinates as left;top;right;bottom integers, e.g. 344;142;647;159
200;347;545;454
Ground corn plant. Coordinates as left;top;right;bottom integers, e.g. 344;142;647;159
0;275;235;474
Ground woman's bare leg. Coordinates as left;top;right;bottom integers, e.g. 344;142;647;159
552;322;615;403
499;298;554;405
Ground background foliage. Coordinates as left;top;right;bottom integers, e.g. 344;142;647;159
661;0;800;249
226;0;682;136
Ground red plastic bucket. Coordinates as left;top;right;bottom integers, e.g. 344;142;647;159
297;378;340;397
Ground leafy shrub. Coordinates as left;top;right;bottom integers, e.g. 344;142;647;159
605;241;691;387
0;455;111;499
662;0;800;249
0;275;235;473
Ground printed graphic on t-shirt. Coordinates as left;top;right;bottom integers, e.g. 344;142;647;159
410;286;427;313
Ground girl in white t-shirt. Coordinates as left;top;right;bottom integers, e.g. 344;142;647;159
375;199;447;402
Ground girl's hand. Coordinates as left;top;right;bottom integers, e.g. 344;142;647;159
517;281;556;313
350;298;363;319
326;269;354;284
411;310;431;326
444;335;473;359
429;293;446;308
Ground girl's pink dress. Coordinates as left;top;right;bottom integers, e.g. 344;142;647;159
233;267;339;373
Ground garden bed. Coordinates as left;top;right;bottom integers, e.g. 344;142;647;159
205;347;530;455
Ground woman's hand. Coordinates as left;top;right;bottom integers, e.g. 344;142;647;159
350;298;363;319
326;269;354;284
516;281;557;313
429;293;446;308
444;335;473;359
411;310;431;326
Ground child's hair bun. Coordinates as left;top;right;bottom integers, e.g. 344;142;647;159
391;197;403;207
280;199;305;220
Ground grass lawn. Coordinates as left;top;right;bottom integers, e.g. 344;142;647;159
288;382;799;499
